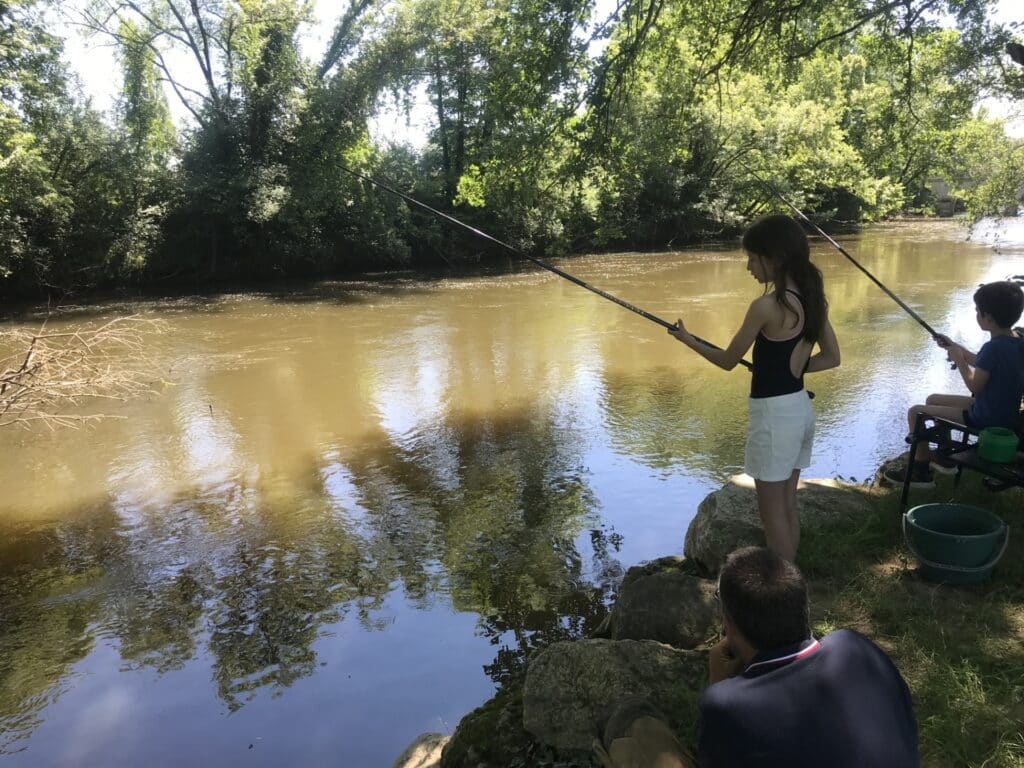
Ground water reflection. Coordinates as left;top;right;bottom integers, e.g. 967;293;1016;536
601;366;745;475
1;220;1023;764
0;401;615;754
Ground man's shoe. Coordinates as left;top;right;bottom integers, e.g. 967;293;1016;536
883;462;936;489
594;697;693;768
929;452;959;476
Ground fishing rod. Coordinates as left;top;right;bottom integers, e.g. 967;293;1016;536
338;163;753;370
743;162;941;339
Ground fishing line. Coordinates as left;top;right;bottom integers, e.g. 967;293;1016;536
337;163;754;370
743;163;941;339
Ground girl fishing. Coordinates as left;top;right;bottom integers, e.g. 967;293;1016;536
669;214;841;562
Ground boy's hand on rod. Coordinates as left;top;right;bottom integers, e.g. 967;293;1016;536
946;345;969;366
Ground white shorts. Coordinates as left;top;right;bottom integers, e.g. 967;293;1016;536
745;390;816;482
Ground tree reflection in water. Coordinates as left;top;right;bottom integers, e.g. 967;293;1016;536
0;403;619;750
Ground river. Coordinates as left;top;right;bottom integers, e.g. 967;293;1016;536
1;219;1023;766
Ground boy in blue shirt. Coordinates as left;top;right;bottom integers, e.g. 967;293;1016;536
885;280;1024;488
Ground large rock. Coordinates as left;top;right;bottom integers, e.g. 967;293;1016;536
603;570;716;649
874;454;908;487
620;555;702;586
523;639;706;751
439;683;531;768
684;475;874;574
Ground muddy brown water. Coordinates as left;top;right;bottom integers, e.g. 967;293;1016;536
2;220;1023;766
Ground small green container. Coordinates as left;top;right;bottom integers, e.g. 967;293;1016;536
903;503;1009;585
977;427;1019;463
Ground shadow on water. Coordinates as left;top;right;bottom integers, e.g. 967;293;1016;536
0;403;617;754
0;241;744;325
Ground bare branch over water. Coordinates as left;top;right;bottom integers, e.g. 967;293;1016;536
0;316;168;430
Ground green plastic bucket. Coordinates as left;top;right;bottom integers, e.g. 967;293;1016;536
977;427;1020;463
903;503;1009;585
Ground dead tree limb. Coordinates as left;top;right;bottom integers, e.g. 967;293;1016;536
0;315;169;430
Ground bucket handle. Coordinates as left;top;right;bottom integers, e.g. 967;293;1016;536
902;516;1010;575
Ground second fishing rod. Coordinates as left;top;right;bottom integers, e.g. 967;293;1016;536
743;161;941;339
343;157;934;374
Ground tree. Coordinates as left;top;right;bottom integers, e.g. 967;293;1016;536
4;0;1024;297
0;0;140;294
0;0;73;286
118;19;177;170
938;115;1024;217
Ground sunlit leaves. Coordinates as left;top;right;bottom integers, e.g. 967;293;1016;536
118;19;177;170
2;0;1023;294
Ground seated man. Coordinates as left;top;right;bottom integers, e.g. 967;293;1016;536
698;547;918;767
595;547;918;768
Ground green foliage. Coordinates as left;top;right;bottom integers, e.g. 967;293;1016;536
118;19;176;169
0;0;182;293
0;119;70;282
938;116;1024;218
580;10;1010;248
1;0;1022;296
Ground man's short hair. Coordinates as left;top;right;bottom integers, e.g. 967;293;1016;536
718;547;810;650
974;281;1024;329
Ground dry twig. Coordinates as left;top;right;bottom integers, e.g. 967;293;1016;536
0;315;168;430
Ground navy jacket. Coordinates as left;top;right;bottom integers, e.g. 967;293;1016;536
697;629;918;767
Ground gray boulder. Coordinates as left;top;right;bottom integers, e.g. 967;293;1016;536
522;639;706;751
620;555;701;586
874;454;908;487
684;476;874;574
439;683;531;768
603;570;717;648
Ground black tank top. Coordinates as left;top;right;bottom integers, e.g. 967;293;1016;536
751;289;807;399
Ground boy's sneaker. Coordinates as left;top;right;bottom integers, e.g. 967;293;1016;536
929;452;959;476
883;461;935;489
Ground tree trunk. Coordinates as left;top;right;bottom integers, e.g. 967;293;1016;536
433;53;453;201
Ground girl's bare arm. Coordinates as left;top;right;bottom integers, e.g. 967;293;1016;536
669;299;768;371
806;314;840;372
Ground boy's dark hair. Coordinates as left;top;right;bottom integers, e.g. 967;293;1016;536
974;281;1024;329
718;547;809;650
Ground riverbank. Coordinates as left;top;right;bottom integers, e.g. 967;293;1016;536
423;465;1023;768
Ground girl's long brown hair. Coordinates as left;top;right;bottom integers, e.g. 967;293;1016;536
742;214;827;343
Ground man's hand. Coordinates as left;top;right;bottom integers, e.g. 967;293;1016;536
708;637;744;684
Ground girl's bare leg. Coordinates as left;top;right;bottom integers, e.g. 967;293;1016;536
784;469;801;557
754;478;797;562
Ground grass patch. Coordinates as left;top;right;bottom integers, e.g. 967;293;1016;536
799;474;1024;768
